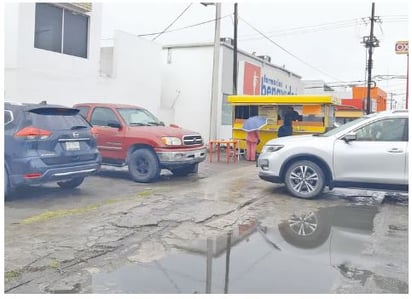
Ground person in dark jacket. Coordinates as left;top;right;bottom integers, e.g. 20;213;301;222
285;107;302;122
278;118;293;137
278;107;301;137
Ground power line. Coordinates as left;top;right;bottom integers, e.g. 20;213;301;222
238;15;407;41
239;19;361;41
239;16;344;82
138;14;231;38
129;7;406;89
151;3;193;41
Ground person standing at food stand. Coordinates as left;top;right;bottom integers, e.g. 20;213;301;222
246;130;260;161
242;115;266;161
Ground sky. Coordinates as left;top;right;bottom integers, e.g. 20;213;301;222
100;0;409;105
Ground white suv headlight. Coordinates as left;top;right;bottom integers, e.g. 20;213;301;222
261;144;284;153
161;136;182;146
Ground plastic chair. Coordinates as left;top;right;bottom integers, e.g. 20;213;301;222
231;139;246;160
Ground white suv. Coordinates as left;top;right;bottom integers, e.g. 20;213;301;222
258;110;409;199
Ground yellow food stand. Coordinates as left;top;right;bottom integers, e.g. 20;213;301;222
228;95;341;153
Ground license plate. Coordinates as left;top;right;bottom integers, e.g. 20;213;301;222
65;141;80;151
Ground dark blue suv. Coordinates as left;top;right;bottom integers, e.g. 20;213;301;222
4;102;101;196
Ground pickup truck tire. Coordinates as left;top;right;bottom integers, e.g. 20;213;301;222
57;177;85;189
128;148;160;183
171;163;199;176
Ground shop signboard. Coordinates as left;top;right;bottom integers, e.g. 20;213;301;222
395;41;408;54
238;61;303;96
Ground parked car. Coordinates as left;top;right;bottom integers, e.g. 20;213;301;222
4;102;101;196
258;110;409;199
73;103;207;183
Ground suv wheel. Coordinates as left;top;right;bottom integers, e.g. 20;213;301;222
284;160;325;199
128;149;160;183
57;177;85;189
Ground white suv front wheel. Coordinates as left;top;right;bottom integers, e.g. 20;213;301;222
284;160;325;199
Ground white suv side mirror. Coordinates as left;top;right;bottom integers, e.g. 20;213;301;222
343;132;357;142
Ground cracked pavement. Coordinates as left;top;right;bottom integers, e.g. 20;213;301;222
5;161;266;293
4;160;408;293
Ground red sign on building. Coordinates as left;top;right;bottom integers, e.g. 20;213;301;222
243;62;261;95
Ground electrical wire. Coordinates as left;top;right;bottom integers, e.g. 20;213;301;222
132;9;406;88
137;12;406;42
238;15;407;41
138;14;232;38
151;3;193;41
239;18;362;41
239;16;344;82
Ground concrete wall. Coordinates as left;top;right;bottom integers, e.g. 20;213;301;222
4;4;162;116
96;31;163;114
160;46;215;138
4;3;102;104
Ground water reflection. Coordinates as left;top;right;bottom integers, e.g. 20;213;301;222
92;204;389;293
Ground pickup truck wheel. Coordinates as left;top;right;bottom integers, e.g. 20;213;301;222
171;163;199;176
284;160;325;199
128;149;160;183
57;177;85;189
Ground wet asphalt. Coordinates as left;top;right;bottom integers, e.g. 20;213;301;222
4;153;409;294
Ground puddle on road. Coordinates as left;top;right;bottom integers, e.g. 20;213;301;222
92;204;389;293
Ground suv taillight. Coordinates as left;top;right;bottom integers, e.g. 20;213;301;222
15;127;52;140
91;127;98;138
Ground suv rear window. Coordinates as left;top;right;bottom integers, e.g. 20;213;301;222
28;108;89;130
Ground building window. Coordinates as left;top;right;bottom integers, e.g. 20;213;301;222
221;94;232;125
34;3;89;58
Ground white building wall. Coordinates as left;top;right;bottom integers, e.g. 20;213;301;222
5;3;102;104
4;4;162;115
4;3;19;69
160;46;214;138
97;31;163;114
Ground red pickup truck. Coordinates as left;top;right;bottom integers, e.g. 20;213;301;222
74;103;206;182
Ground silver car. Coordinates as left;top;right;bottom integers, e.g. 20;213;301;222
258;110;409;199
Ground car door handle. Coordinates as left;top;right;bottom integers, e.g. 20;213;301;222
387;148;403;153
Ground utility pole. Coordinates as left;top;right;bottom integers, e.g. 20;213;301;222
202;2;221;141
233;3;238;95
362;2;380;114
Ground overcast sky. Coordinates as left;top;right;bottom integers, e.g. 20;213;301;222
101;1;409;101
